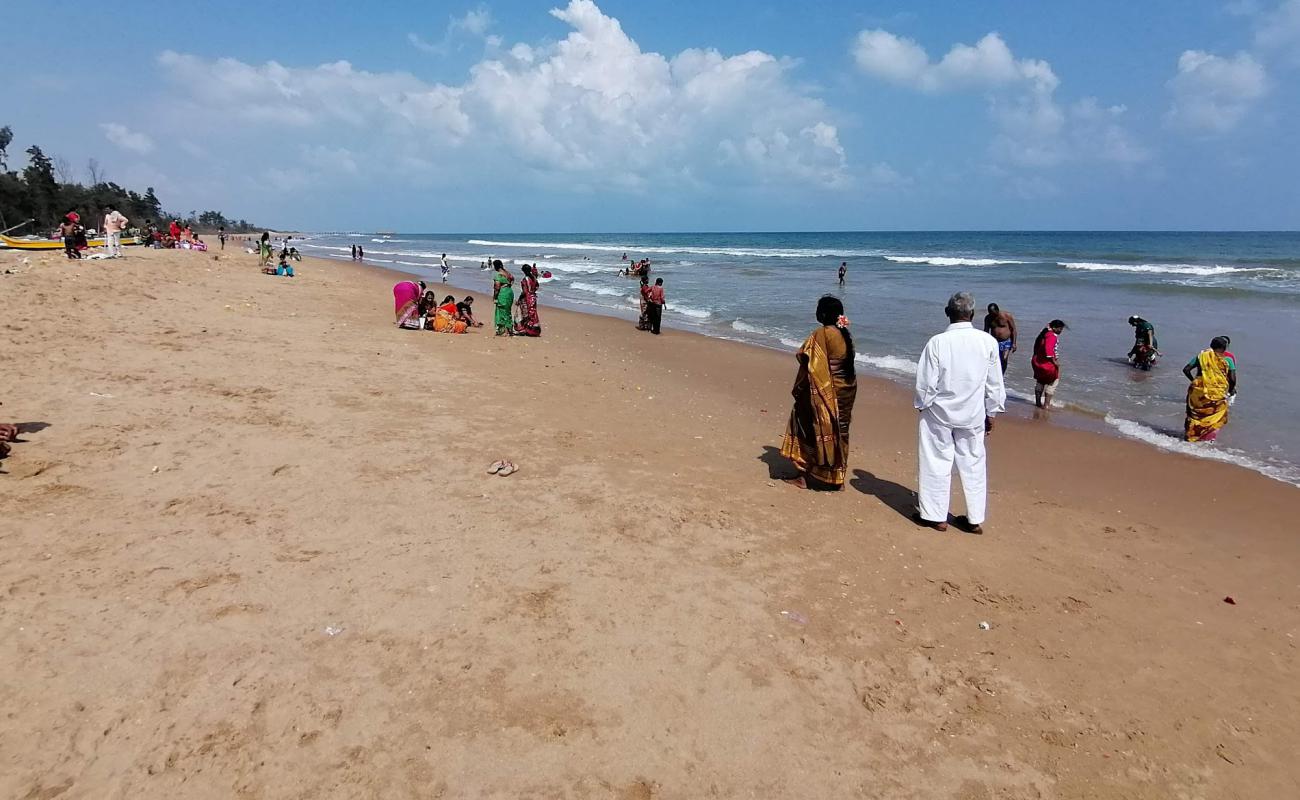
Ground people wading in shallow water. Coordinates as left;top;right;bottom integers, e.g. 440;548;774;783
780;295;858;491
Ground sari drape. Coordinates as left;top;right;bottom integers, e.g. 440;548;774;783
514;276;542;336
493;273;515;334
780;326;858;487
1185;349;1230;442
394;281;422;329
636;285;651;330
1031;329;1059;384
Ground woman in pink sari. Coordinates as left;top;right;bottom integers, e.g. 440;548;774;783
393;280;427;329
514;264;542;337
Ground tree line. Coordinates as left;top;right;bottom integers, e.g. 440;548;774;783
0;125;264;235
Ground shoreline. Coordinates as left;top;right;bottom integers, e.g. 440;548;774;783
328;249;1299;488
4;245;1299;797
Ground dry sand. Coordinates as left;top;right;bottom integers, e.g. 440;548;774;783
2;245;1298;799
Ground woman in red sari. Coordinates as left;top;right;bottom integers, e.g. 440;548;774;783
514;264;542;337
1030;319;1067;409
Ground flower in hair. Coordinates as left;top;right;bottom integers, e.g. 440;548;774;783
836;315;850;329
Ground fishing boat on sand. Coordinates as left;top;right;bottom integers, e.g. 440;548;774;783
1;234;141;250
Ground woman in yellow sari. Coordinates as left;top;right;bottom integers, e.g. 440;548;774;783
780;295;858;490
1183;336;1237;442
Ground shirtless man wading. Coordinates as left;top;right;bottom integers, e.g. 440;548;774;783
983;303;1018;374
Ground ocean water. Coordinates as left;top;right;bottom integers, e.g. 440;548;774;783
296;231;1300;487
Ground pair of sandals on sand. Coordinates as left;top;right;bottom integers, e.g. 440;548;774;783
487;460;519;477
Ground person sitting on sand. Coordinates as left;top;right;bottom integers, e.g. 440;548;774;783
429;294;468;334
263;254;295;277
456;296;483;327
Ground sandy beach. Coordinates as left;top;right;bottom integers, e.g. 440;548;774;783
2;245;1298;799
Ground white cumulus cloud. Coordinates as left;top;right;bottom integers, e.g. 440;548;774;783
100;122;155;154
156;0;848;190
1165;50;1268;133
853;28;1142;169
853;30;1057;94
1255;0;1300;59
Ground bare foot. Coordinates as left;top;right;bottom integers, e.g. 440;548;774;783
782;476;807;489
0;423;17;442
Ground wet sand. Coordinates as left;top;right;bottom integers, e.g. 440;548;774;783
2;245;1298;798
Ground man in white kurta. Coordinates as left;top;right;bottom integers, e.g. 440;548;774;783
914;292;1007;532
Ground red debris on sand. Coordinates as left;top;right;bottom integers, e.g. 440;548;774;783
1223;596;1237;605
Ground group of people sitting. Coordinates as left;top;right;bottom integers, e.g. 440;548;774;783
143;220;206;251
262;252;296;277
393;280;483;333
392;260;544;338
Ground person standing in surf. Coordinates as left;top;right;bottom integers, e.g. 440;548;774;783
983;303;1018;374
1031;320;1067;409
1183;336;1237;442
838;261;847;286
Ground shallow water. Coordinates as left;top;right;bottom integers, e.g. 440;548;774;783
297;231;1300;486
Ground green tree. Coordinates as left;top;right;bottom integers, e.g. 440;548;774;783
0;126;13;171
22;145;60;226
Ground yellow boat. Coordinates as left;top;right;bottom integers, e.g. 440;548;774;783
1;234;141;250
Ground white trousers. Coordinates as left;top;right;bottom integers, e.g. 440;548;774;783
106;231;121;257
917;409;988;525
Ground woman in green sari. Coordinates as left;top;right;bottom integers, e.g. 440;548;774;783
492;260;515;336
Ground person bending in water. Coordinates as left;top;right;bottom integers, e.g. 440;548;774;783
1128;315;1158;367
983;303;1018;374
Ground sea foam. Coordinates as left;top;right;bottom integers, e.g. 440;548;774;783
885;256;1027;267
1060;262;1277;276
1105;415;1299;487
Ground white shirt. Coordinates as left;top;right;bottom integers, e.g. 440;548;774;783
914;322;1007;430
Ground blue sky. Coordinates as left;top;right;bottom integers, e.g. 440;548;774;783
5;0;1298;231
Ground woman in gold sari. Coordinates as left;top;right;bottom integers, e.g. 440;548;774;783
780;295;858;490
1183;336;1237;442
